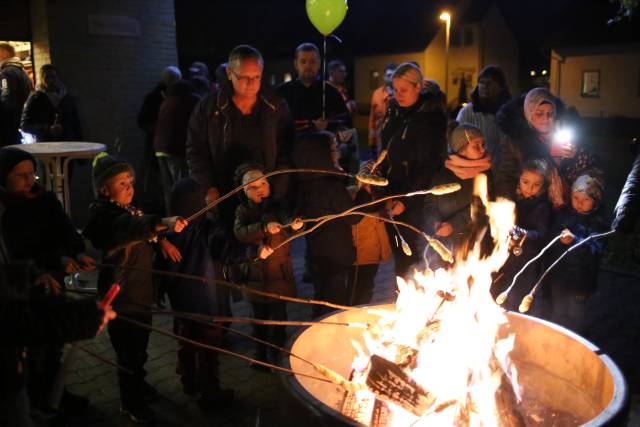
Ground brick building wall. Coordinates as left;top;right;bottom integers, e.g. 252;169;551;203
29;0;178;222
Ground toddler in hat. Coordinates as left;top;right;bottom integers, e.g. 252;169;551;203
424;123;492;265
543;171;607;335
83;153;187;424
233;162;303;366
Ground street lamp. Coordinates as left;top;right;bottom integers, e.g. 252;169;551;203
440;11;451;105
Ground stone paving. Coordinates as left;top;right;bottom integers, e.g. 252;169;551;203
65;238;396;427
64;237;640;426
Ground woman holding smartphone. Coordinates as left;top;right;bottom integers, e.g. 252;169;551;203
493;87;597;207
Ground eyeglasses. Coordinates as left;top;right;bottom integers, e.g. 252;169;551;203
230;70;261;85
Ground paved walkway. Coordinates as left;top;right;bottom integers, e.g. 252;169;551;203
66;239;396;426
65;235;640;426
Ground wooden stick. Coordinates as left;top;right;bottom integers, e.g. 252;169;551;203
79;346;133;375
117;314;335;385
95;262;355;311
518;230;615;313
124;308;369;329
495;234;563;305
186;168;386;223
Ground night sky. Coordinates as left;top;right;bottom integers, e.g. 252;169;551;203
174;0;639;79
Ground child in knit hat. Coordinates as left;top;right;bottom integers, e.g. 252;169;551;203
83;153;187;423
0;146;97;413
424;123;492;265
232;162;303;366
543;170;607;335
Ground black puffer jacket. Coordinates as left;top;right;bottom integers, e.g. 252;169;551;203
293;132;363;266
0;185;85;272
20;86;82;141
0;58;33;146
381;91;447;236
186;85;293;200
612;147;640;233
423;168;492;254
83;198;160;308
545;206;608;294
494;95;597;200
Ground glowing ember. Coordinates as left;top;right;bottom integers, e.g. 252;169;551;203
348;175;522;426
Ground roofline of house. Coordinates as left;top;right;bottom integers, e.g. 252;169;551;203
552;42;640;59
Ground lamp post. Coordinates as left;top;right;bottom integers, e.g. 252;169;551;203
439;11;451;105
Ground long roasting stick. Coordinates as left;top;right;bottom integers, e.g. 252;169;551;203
518;230;615;313
495;234;563;305
267;184;459;261
95;262;355;312
118;314;338;385
186;168;388;223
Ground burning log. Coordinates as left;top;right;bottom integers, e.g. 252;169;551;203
365;355;436;417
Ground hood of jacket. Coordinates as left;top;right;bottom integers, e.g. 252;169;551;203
0;57;25;70
292;131;337;180
470;86;512;115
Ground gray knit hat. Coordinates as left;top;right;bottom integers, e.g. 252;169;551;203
92;153;135;194
524;87;556;126
449;123;484;154
572;172;604;206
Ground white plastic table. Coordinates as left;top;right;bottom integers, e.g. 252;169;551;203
7;142;106;215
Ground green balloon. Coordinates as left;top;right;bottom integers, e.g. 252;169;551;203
306;0;348;36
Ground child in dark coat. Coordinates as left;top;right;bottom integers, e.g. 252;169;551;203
156;177;234;408
233;163;303;364
83;154;186;424
293;131;365;318
0;147;96;415
545;172;607;335
493;159;552;314
424;123;491;267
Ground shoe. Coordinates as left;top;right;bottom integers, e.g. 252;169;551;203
59;389;90;415
141;381;158;402
197;388;235;411
120;401;155;424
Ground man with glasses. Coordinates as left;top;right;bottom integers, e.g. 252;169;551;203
185;43;292;409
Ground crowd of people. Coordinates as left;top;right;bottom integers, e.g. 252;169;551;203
0;39;628;426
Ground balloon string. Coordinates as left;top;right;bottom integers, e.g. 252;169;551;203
322;36;327;120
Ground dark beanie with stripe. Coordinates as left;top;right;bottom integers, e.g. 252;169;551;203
92;153;135;194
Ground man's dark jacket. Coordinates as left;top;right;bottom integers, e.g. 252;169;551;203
186;86;293;200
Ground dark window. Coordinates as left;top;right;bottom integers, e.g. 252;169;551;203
463;28;474;46
450;28;461;48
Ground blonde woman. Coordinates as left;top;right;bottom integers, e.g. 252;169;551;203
380;62;447;278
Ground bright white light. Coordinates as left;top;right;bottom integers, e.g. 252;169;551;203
283;72;292;83
440;11;451;21
19;130;36;144
554;128;573;145
541;69;548;75
530;70;536;77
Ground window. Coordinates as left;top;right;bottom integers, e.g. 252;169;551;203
581;70;600;97
463;28;474;46
450;28;461;48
